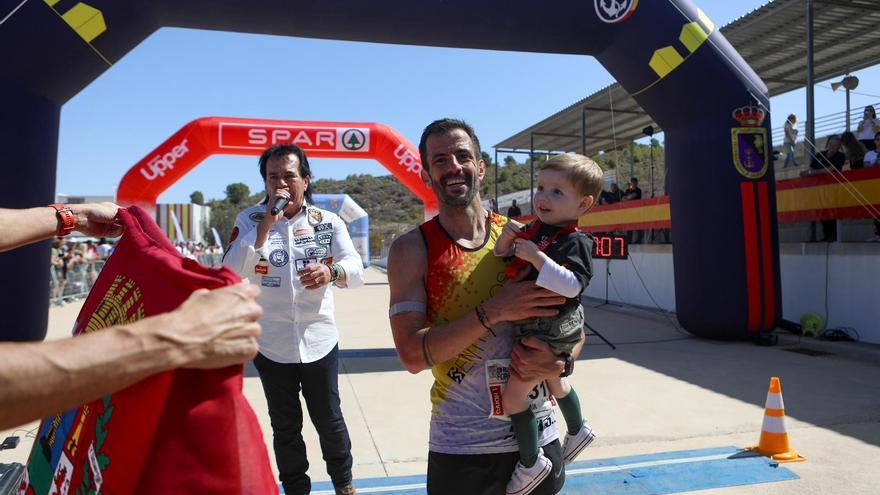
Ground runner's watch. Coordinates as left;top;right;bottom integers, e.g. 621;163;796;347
559;353;574;378
50;204;76;236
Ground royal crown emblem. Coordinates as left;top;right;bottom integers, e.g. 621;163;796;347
732;105;766;127
731;105;769;180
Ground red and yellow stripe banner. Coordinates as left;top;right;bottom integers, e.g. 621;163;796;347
579;168;880;232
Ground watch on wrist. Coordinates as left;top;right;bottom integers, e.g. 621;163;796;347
559;353;574;378
50;204;76;236
328;263;339;282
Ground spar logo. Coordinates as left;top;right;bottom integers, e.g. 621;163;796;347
595;0;639;24
341;129;366;151
219;123;371;152
140;139;189;181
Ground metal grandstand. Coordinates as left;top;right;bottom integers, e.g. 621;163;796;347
495;0;880;156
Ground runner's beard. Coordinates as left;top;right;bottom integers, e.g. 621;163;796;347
436;171;479;206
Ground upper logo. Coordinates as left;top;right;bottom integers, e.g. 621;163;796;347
595;0;639;24
139;139;190;181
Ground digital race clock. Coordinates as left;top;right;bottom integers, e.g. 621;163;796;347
592;235;628;260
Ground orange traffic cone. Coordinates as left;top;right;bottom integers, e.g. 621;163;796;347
749;377;805;462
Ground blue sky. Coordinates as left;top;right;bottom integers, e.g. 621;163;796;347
56;1;880;203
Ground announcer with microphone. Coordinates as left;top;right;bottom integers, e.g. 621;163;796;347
224;144;364;495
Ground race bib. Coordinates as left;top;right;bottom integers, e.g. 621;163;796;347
485;359;555;420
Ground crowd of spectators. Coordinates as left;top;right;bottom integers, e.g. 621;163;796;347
173;240;223;260
50;238;224;304
50;237;113;304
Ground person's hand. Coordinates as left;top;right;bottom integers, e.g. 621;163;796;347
494;221;523;256
513;238;546;268
509;336;564;382
164;283;263;369
71;202;123;237
501;219;524;239
482;280;565;324
298;263;333;290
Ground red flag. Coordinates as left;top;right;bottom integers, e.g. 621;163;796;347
23;206;277;494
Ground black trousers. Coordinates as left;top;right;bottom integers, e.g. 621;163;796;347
426;440;565;495
253;346;353;495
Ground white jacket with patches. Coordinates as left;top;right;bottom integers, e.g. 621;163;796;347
224;203;364;363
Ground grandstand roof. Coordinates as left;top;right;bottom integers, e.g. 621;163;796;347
495;0;880;155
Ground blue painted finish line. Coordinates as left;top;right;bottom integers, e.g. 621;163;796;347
304;446;799;494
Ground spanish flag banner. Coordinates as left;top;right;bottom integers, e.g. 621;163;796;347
21;206;277;495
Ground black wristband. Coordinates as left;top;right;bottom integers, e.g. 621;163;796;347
475;304;492;330
421;329;435;367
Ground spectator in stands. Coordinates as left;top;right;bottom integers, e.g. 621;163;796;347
809;135;846;173
60;243;74;298
599;183;622;204
50;238;65;305
621;177;642;202
783;114;798;167
621;178;644;243
809;135;846;242
841;131;867;169
96;237;113;259
507;199;523;218
866;132;880;242
857;105;880;151
75;240;88;258
865;132;880;167
0;202;263;430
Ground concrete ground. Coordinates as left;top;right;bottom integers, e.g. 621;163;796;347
2;266;879;494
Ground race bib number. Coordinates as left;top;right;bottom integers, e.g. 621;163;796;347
485;359;555;421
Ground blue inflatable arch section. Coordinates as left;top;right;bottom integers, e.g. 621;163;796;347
0;0;779;341
311;194;371;268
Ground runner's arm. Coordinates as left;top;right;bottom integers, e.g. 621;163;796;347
0;203;122;253
0;283;262;430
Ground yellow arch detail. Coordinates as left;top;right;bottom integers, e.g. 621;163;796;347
648;46;685;79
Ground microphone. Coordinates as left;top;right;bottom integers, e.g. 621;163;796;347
270;197;289;216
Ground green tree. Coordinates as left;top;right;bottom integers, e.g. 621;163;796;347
225;183;251;205
208;200;239;245
190;191;205;205
481;152;493;167
504;155;518;168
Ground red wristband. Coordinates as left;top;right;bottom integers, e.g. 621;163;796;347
50;204;76;236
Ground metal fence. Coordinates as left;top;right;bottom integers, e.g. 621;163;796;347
771;100;880;147
48;254;226;304
49;260;106;305
196;253;224;268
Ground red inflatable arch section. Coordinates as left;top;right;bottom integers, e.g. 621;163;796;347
116;117;437;218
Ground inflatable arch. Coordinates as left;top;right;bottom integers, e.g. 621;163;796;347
115;117;436;218
311;194;371;268
1;0;779;341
